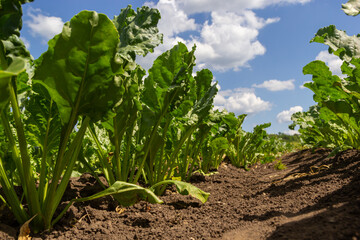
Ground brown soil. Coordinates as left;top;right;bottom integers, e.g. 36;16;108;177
1;148;360;240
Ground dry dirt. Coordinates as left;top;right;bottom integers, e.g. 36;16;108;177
1;148;360;240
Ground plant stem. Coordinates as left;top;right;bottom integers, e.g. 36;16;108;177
9;79;42;222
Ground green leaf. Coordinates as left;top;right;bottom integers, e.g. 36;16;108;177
0;0;31;64
210;137;229;152
311;25;360;61
191;70;218;121
192;84;218;121
0;56;26;76
0;57;26;111
150;180;210;203
342;0;360;16
142;43;195;113
195;69;213;101
53;181;163;226
113;5;163;61
33;11;124;124
78;181;163;206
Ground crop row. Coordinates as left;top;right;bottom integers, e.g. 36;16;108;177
0;0;291;232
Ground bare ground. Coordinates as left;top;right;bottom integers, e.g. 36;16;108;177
1;148;360;240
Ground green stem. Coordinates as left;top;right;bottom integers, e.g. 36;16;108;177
9;80;41;220
38;99;54;206
0;157;28;224
133;90;182;183
89;124;115;185
47;117;90;229
0;111;26;191
113;116;122;180
122;111;139;181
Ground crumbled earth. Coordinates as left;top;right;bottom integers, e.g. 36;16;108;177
1;148;360;240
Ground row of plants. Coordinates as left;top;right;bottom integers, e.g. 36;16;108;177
289;0;360;152
0;0;291;232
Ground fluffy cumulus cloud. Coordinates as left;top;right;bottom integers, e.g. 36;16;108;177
315;50;345;78
214;88;271;115
25;8;64;43
189;11;279;71
141;0;310;72
252;79;295;91
276;106;303;123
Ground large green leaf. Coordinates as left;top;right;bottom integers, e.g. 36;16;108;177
342;0;360;16
142;43;195;113
113;5;163;61
150;180;210;203
303;60;348;101
33;11;124;124
311;25;360;61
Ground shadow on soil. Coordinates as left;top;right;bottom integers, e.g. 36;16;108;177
244;148;360;239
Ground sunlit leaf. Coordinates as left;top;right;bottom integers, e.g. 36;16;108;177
33;11;124;124
342;0;360;16
311;25;360;61
150;180;210;203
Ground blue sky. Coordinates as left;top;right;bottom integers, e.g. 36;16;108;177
19;0;359;134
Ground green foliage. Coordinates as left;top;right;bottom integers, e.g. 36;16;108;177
0;1;291;233
291;1;360;151
89;42;217;196
0;3;174;232
311;25;360;62
226;115;276;169
113;5;163;61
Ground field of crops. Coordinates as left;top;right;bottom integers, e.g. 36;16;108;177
0;0;360;239
1;148;359;239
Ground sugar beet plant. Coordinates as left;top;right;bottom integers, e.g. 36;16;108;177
290;0;360;150
85;42;216;196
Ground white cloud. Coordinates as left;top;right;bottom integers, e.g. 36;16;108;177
276;106;303;123
25;8;64;44
315;50;345;78
176;0;312;15
140;0;311;72
214;88;271;115
189;11;279;71
146;0;197;37
253;79;295;91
